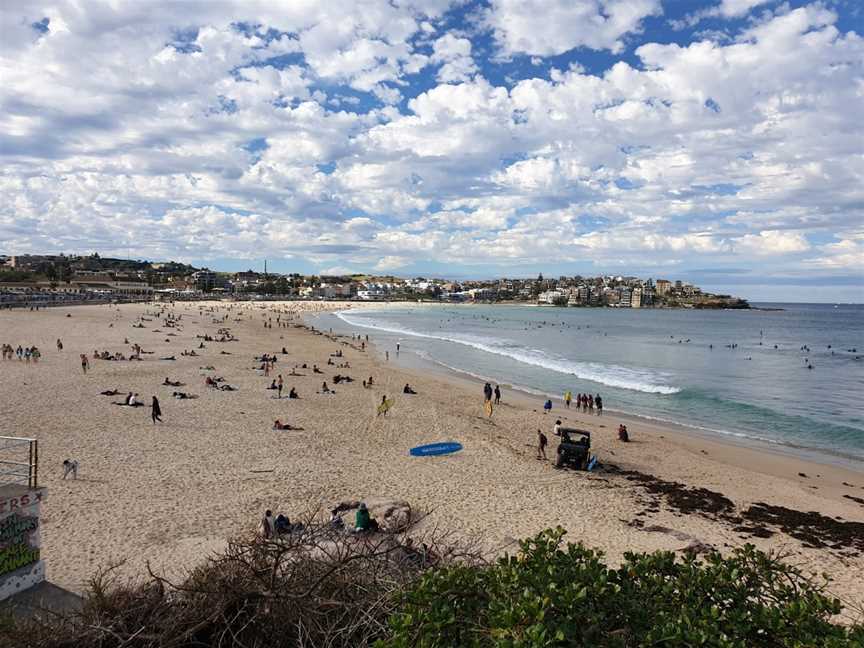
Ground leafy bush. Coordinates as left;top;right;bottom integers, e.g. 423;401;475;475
3;527;860;647
379;528;862;648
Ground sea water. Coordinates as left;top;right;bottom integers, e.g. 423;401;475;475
313;303;863;466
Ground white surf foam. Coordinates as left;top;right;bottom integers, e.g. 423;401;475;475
336;311;681;395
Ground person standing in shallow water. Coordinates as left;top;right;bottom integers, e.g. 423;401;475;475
151;396;162;424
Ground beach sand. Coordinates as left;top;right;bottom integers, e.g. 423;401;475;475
1;301;862;614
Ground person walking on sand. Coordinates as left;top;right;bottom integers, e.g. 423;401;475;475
537;429;548;460
151;396;162;424
56;338;63;351
564;390;572;408
595;394;603;416
378;394;390;417
277;374;283;399
80;354;89;374
494;384;501;405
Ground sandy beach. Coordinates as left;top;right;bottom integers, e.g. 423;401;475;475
1;301;862;613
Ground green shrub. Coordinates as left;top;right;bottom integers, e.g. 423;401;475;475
379;528;861;647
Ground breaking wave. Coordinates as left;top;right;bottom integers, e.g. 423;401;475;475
336;311;681;395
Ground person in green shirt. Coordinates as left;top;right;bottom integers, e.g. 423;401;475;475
355;502;377;532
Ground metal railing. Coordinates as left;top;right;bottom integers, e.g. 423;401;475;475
0;437;38;489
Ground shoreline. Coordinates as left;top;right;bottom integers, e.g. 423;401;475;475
317;304;864;472
370;343;864;495
2;300;862;608
399;348;864;474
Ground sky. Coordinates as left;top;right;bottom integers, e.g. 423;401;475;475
1;0;862;302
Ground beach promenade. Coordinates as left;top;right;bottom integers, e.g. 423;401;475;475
1;301;862;609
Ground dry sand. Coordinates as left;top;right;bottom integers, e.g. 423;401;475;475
1;301;862;615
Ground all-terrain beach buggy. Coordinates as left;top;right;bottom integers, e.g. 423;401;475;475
555;428;592;470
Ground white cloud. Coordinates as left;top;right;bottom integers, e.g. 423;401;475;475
375;255;411;270
733;230;810;255
0;1;861;287
431;34;478;83
717;0;773;18
486;0;662;56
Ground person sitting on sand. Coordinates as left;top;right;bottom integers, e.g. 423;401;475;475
205;376;216;387
321;381;331;393
618;424;629;442
313;365;322;374
403;384;417;394
543;399;553;414
274;513;291;534
354;502;378;532
267;380;278;390
288;387;298;399
367;376;374;386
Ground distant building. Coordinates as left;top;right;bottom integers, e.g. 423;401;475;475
631;287;642;308
190;270;225;291
619;288;631;307
357;289;387;300
9;254;67;270
655;279;672;296
538;290;563;304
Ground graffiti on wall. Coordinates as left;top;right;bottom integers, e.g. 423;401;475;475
0;513;40;576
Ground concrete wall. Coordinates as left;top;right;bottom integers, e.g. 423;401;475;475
0;486;46;602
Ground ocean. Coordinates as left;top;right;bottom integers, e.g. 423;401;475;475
312;303;864;466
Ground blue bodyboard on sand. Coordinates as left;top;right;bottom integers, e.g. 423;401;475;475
410;442;463;457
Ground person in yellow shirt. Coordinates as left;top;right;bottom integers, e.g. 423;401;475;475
564;390;572;408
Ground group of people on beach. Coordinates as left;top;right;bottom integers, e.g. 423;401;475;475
1;343;41;362
258;501;379;539
563;391;602;414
